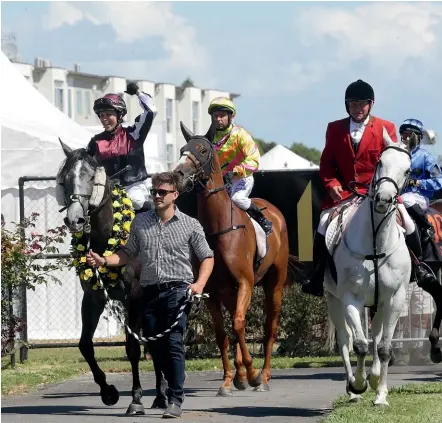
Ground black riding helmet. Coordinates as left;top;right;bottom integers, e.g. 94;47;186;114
345;79;375;114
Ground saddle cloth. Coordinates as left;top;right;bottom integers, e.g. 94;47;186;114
325;200;405;256
249;217;267;261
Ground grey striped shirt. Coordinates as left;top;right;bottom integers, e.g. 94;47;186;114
121;206;214;286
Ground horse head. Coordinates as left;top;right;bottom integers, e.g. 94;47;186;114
371;128;411;214
174;121;219;190
56;138;107;232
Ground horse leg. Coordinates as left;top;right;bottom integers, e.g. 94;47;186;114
256;264;286;392
343;293;368;395
78;292;119;406
368;309;383;391
420;278;442;363
327;293;361;402
374;286;406;406
233;281;262;388
206;295;234;396
125;299;145;415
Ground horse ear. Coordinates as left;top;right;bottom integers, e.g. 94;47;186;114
180;121;194;143
59;138;73;157
205;121;217;143
423;129;437;145
382;127;395;147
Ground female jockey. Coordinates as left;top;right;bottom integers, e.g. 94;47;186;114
87;82;157;212
399;118;442;245
302;79;437;297
208;97;273;236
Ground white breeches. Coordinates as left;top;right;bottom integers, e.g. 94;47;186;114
317;197;356;236
401;192;430;211
124;179;153;210
229;175;254;210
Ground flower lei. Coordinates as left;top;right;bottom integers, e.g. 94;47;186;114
70;183;135;291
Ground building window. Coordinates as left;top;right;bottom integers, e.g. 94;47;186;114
85;91;91;115
166;144;174;164
76;90;83;115
68;89;72;118
192;101;200;134
54;80;64;112
165;98;173;133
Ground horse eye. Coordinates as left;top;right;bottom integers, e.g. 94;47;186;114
200;148;207;154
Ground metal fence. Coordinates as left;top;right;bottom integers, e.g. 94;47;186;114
9;172;440;364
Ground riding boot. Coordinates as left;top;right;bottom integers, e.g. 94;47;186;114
301;233;327;297
405;230;438;288
246;202;273;237
405;204;434;244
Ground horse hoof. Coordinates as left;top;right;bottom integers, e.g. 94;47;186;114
373;399;389;407
348;393;362;403
217;387;233;397
430;347;442;364
248;372;263;388
233;375;249;391
253;383;270;392
100;384;119;406
126;402;145;415
151;397;168;409
347;379;368;395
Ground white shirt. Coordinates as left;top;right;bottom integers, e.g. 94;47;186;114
349;115;370;145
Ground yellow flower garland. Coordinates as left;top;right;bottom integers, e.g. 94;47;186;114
70;184;135;290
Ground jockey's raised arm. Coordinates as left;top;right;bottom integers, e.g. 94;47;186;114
86;82;157;212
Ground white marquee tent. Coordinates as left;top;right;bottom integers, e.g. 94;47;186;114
0;52;122;341
260;144;319;170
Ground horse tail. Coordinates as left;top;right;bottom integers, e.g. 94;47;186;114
285;254;304;286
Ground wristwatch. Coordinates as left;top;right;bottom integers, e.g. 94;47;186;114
103;258;108;267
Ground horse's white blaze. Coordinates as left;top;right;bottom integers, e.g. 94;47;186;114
325;143;411;406
72;160;83;196
176;153;189;166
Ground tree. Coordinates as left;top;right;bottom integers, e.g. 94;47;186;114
181;77;195;88
290;143;321;165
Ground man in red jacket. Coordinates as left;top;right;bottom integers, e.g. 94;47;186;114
302;79;434;297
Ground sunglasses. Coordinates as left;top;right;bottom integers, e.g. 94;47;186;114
150;188;176;197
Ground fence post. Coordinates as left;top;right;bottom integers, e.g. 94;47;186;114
18;177;29;363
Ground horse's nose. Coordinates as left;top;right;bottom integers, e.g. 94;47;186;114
63;217;70;226
77;217;85;225
375;193;381;202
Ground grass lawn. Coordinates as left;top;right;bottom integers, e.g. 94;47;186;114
1;347;355;397
323;382;442;423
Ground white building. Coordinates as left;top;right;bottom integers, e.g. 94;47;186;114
12;58;240;170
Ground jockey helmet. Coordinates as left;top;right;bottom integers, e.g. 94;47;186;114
399;118;424;139
208;97;236;116
93;94;127;120
345;79;375;103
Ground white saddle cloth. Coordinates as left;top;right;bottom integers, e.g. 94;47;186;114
249;217;267;261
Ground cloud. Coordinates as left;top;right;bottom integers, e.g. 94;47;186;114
293;3;442;69
42;1;210;82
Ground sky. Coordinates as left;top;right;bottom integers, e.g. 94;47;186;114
2;0;442;156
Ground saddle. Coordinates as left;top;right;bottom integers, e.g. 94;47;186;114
325;199;405;256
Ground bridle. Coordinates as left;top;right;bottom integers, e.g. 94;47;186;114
179;137;246;237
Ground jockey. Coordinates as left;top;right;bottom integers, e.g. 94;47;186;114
208;97;273;236
399;118;442;245
302;79;436;297
87;82;157;213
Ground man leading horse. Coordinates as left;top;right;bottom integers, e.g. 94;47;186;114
302;79;437;297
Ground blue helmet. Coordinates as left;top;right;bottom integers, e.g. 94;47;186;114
399;118;424;138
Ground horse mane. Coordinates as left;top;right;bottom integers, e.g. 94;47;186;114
57;148;100;182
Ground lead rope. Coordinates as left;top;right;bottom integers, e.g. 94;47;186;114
95;269;209;343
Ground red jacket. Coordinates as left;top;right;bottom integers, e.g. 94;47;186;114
320;115;398;210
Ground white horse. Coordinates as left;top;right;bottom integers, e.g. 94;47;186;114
325;128;412;406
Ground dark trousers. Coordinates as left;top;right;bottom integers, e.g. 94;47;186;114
141;282;190;406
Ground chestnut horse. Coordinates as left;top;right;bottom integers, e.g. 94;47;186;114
174;122;300;395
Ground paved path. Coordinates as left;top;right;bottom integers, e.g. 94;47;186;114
2;365;441;422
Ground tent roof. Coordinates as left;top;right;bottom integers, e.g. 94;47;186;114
1;52;92;190
260;144;319;170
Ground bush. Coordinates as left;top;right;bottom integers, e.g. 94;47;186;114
184;283;329;359
1;213;69;358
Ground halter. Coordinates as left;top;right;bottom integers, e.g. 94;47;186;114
366;145;411;311
179;136;245;237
